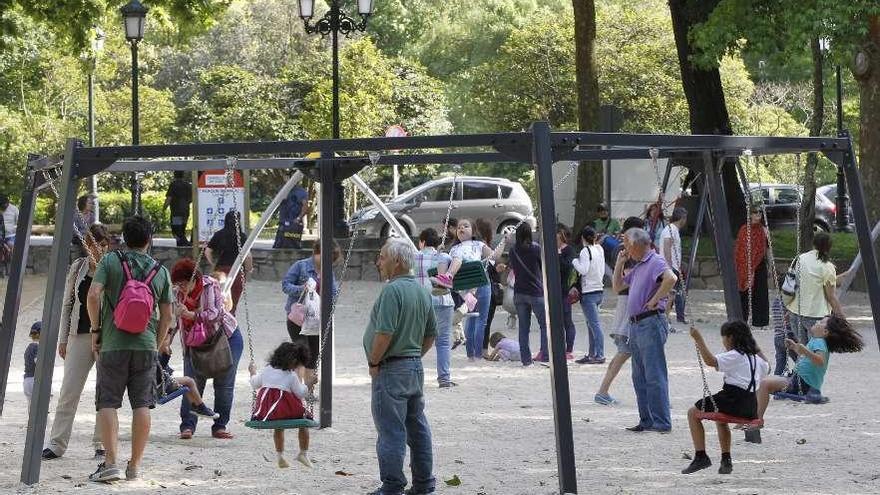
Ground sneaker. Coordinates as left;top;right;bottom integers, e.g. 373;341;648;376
41;448;60;460
191;402;220;419
438;381;458;388
625;424;646;432
451;338;465;350
434;273;453;289
681;456;712;474
367;490;404;495
125;461;139;481
533;351;548;363
296;452;313;468
404;487;436;495
589;357;606;365
718;458;733;475
179;429;193;440
94;449;106;460
89;462;122;483
574;355;593;364
594;393;617;406
744;428;762;444
278;457;290;469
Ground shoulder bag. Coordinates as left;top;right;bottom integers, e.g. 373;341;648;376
189;329;232;379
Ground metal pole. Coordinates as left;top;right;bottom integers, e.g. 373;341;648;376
319;151;335;427
130;40;141;215
88;69;99;222
0;160;39;416
834;134;880;349
329;1;348;238
684;177;709;297
703;153;744;321
531;121;577;494
835;65;850;232
21;140;81;485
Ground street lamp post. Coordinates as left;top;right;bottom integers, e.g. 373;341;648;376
86;27;105;222
834;64;851;231
298;0;375;237
121;0;148;216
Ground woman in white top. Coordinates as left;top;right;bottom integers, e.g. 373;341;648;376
440;219;506;359
786;232;847;344
572;226;606;364
43;224;110;460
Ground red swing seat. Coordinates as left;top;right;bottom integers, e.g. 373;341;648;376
695;411;764;427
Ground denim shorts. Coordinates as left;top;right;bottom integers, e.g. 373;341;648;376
612;334;631;354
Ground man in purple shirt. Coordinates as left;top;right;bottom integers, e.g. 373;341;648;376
613;227;677;432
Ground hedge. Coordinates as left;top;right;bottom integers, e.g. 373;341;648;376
34;191;169;232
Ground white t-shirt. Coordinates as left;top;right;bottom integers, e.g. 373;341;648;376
715;350;769;390
572;244;605;293
2;204;18;238
449;240;486;262
659;223;681;271
249;366;307;398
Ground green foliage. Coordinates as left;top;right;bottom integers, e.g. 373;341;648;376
33;190;167;230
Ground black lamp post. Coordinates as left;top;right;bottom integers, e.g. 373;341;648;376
834;64;851;232
121;0;148;216
299;0;375;237
85;26;105;221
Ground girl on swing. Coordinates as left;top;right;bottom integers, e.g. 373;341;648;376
249;341;317;469
683;320;769;475
432;218;507;359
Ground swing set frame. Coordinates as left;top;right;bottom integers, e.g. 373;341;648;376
1;123;878;494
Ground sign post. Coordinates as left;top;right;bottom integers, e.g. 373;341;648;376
196;169;247;242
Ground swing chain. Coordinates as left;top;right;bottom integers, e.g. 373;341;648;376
39;168;99;267
438;166;461;250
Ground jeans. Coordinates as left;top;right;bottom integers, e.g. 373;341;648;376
514;292;548;364
464;284;492;358
629;315;671;430
579;290;605;359
773;331;789;376
180;328;244;433
371;357;434;494
786;311;821;345
433;304;454;384
562;301;577;353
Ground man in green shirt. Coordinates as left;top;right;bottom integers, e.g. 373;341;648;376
591;203;622;236
364;238;437;495
87;216;173;483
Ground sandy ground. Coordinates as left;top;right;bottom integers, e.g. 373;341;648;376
1;276;879;494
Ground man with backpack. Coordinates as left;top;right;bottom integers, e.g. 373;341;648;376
86;216;173;482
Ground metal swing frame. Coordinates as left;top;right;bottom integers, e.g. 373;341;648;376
1;124;878;494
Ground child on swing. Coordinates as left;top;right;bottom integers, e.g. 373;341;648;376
432;218;507;288
249;341;317;469
753;314;863;431
683;320;769;475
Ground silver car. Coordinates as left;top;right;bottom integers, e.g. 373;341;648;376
349;176;537;238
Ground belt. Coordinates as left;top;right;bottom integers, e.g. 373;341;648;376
629;309;661;324
381;356;420;365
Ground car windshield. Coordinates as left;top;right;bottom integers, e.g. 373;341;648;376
394;181;453;204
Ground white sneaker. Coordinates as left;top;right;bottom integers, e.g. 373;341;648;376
296;452;313;468
278;457;290;469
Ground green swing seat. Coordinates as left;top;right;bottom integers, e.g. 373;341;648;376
245;418;320;430
427;260;488;291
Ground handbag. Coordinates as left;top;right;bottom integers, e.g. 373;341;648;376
781;257;799;299
183;317;210;347
288;289;308;326
464;291;478;312
567;287;581;305
189;329;233;379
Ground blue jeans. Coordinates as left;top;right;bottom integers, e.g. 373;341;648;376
562;301;576;353
629;315;671;430
514;293;548;364
433;304;454;384
773;331;788;376
579;291;605;359
180;328;243;433
464;284;492;358
371;358;434;494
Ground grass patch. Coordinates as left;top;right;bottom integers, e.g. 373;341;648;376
681;230;859;261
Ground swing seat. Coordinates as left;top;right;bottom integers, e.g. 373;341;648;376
694;411;764;427
245;418;320;430
157;386;189;405
772;392;829;404
428;260;489;291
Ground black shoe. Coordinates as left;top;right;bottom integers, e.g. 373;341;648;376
744;428;762;444
41;448;60;460
625;424;646;432
367;489;403;495
718;458;733;474
438;381;458;388
404;487;436;495
94;449;106;460
451;339;464;350
574;355;592;364
681;456;712;474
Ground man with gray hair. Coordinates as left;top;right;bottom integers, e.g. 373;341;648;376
364;237;437;495
614;227;677;432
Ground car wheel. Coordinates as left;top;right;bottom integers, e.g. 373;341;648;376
381;222;410;239
497;220;519;237
813;221;829;233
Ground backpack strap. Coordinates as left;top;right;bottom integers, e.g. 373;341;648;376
116;250;133;282
143;261;161;285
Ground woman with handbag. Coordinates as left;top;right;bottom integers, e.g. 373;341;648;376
509;223;548;365
168;258;240;440
735;207;770;327
573;227;607;365
281;241;341;372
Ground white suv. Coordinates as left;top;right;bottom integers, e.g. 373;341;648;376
349;176;536;238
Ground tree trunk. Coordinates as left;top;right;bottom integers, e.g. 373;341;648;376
799;38;824;253
854;17;880;226
668;0;746;233
572;0;603;232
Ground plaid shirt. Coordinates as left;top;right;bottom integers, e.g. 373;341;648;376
414;248;454;307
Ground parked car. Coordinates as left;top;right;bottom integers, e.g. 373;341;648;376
748;183;836;232
349;176;537;238
817;183;855;228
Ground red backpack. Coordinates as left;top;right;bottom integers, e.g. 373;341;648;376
112;251;161;334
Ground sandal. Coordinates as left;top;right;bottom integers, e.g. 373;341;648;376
212;429;234;439
178;429;193;440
